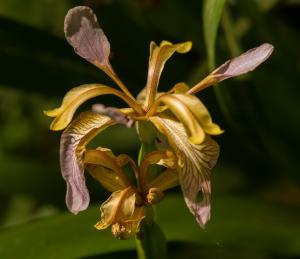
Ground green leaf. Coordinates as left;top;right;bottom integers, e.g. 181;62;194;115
203;0;227;69
1;195;300;258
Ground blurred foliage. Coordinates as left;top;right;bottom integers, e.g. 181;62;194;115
0;0;300;258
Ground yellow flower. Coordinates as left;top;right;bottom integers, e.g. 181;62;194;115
45;6;274;229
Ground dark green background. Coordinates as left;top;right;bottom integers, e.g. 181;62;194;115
0;0;299;258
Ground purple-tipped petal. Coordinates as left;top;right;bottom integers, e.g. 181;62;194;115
212;43;274;80
60;111;112;214
150;117;219;228
64;6;110;66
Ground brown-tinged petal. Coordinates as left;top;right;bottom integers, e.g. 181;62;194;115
150;116;219;228
111;206;145;239
188;43;274;94
170;94;223;135
95;187;145;239
60;111;114;214
158;95;206;144
64;6;111;71
144;41;192;109
84;148;131;192
95;187;136;230
44;84;141;131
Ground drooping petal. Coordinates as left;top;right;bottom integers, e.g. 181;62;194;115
188;43;274;94
144;41;192;109
60;111;114;214
44;84;140;130
170;94;223;135
64;6;111;72
150;116;219;228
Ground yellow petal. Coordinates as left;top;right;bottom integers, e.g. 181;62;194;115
111;206;145;239
44;84;142;131
148;169;179;191
60;111;113;214
144;41;192;109
139;149;177;193
158;95;205;144
95;187;136;230
84;148;131;192
150;116;219;228
171;94;223;135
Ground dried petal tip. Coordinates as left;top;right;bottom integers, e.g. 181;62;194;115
64;6;111;67
212;43;274;80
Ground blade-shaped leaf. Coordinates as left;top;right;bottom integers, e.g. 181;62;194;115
203;0;227;69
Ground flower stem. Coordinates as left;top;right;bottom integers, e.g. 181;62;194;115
136;207;167;259
136;121;167;259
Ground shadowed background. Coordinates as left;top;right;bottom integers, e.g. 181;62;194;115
0;0;300;258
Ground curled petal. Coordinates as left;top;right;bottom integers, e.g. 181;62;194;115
150;116;219;228
60;111;113;214
189;43;274;94
144;41;192;109
95;187;145;239
44;84;139;131
170;94;223;135
64;6;111;71
158;95;205;144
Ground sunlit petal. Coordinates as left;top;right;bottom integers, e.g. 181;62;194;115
170;94;223;135
188;43;274;94
44;84;140;131
60;111;113;214
158;95;205;144
144;41;192;109
150;116;219;228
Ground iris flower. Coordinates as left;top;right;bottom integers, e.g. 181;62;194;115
45;6;274;234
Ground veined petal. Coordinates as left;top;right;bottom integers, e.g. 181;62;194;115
144;41;192;109
60;111;114;214
150;116;219;228
64;6;135;100
64;6;112;73
44;84;140;131
170;94;223;135
158;95;205;144
188;43;274;94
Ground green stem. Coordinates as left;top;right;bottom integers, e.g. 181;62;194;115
135;121;167;259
